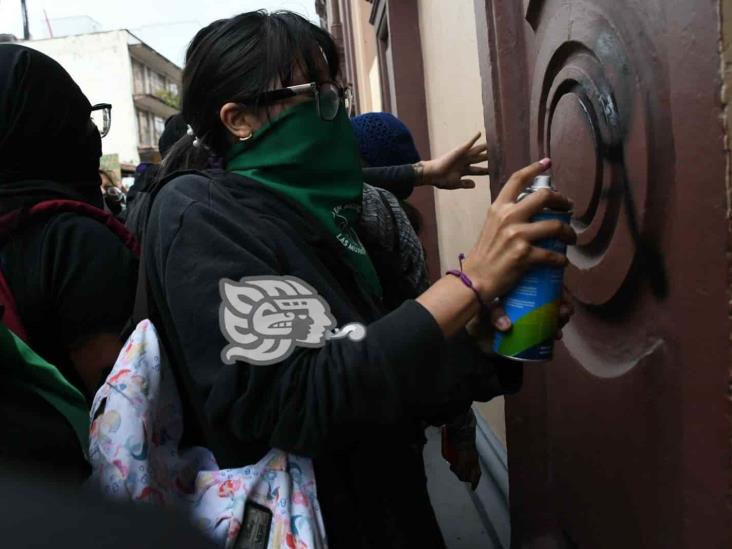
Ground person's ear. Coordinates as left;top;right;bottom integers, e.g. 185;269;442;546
219;102;258;141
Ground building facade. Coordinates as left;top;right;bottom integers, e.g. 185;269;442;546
319;1;732;548
25;30;180;178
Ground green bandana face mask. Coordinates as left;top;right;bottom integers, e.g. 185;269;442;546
226;100;382;297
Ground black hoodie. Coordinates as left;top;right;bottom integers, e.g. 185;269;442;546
0;44;103;212
145;170;521;549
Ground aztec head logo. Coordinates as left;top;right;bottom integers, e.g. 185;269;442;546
219;276;363;366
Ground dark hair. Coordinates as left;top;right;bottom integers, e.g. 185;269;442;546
158;113;188;158
159;11;339;180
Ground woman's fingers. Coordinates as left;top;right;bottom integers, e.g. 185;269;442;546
490;304;511;332
494;158;552;206
510;187;574;221
467;166;490;176
559;301;574;321
558;287;574;328
467;144;489;157
512;219;576;246
469;152;490;164
437;179;477;189
527;246;569;268
553;289;575;340
456;133;482;156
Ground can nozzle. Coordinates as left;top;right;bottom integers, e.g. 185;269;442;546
517;174;555;202
532;174;554;191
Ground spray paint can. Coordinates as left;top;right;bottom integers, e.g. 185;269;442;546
492;175;571;362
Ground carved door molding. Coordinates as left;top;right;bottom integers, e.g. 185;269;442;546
475;0;731;547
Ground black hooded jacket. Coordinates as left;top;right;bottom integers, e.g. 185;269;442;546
0;45;137;480
0;44;104;211
145;170;521;548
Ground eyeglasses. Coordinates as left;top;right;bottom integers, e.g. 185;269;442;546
243;82;353;121
90;103;112;138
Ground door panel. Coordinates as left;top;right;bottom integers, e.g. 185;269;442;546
475;1;731;547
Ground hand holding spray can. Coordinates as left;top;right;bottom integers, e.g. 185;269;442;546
492;175;572;362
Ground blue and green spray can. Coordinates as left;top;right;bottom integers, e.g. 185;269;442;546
492;175;571;362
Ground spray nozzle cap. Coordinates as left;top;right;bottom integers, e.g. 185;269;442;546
532;174;554;191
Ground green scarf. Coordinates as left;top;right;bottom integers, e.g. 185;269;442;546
0;324;89;457
226;101;382;297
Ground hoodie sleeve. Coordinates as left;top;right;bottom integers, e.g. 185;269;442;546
148;187;520;458
361;165;416;200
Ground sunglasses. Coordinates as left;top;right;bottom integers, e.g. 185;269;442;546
90;103;112;138
242;82;353;121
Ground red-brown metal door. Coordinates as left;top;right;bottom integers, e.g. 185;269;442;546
475;1;731;547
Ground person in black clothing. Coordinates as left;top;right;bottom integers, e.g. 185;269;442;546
0;44;137;482
125;114;190;239
143;11;574;548
353;111;491;202
127;114;189;208
125;162;155;207
352;112;485;489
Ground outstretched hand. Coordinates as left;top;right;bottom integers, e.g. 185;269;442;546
420;133;489;190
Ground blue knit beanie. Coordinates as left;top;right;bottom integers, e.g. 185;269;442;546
350;112;421;167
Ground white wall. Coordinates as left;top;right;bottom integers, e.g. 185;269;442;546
418;0;507;445
25;31;139;166
349;0;381;114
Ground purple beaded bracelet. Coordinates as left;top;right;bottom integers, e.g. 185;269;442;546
446;253;488;310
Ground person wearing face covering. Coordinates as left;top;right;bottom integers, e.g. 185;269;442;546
137;12;576;548
0;44;138;482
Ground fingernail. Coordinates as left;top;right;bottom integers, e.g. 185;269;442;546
539;157;551;169
496;316;512;331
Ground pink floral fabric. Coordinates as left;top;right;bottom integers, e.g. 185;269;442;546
89;320;328;548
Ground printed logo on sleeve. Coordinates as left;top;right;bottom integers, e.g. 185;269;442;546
219;276;366;366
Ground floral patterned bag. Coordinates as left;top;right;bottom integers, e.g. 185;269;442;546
88;319;328;549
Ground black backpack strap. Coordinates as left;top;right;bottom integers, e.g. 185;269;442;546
126;168;215;334
0;199;139;343
136;246;208;450
128;169;237;461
